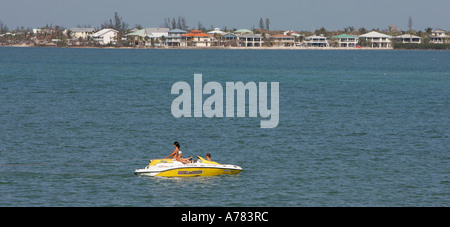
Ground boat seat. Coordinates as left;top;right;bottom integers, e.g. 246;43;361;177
197;156;220;165
148;159;174;166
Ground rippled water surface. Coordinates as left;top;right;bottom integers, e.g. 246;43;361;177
0;47;449;206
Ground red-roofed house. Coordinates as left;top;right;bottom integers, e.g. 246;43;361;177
181;30;213;47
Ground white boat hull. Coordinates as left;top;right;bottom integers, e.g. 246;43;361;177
134;158;242;177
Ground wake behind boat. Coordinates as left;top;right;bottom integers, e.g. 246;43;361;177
134;156;243;177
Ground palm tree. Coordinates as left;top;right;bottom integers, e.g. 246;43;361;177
214;33;222;46
161;35;166;47
408;16;413;43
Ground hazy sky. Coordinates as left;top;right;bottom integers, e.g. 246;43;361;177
1;0;449;31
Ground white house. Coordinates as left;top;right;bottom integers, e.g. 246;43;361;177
359;31;392;48
270;34;295;47
221;33;239;46
92;29;118;45
181;30;214;47
207;28;226;36
166;29;187;46
124;28;170;46
283;30;301;38
145;28;170;39
234;29;253;35
430;29;449;44
238;34;264;47
70;28;95;40
331;34;359;47
394;34;421;44
145;28;170;46
32;28;41;34
304;35;329;47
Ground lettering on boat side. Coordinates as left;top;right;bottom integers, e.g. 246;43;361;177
171;74;279;128
178;170;203;175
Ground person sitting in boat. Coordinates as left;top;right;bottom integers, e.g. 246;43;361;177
166;141;192;164
206;153;212;161
165;141;180;160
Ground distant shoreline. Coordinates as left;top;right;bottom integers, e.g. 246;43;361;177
2;44;449;50
0;44;390;50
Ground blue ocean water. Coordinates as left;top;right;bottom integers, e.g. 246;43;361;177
0;47;449;206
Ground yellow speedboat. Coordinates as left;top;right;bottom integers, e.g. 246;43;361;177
134;156;243;177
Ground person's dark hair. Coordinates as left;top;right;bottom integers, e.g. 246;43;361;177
206;153;211;158
174;141;180;148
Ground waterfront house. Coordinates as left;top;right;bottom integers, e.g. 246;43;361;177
331;34;359;47
124;28;169;46
32;28;55;35
304;35;329;47
126;29;146;37
359;31;392;48
181;30;213;47
125;29;146;45
166;29;187;46
394;34;421;44
238;34;264;47
145;28;170;39
429;29;449;44
283;30;301;38
234;29;253;35
207;28;227;46
221;33;238;46
222;33;238;40
207;28;226;35
145;28;169;46
70;28;95;40
92;29;118;45
270;34;295;47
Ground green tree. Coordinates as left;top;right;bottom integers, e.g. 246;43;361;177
408;16;413;43
176;16;187;30
358;27;367;35
102;12;128;34
315;27;328;36
408;16;413;31
214;33;222;46
265;18;270;31
171;17;177;29
0;20;9;34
